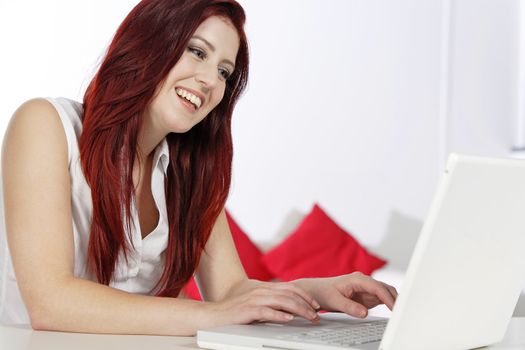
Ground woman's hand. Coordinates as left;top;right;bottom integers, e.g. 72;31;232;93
293;272;398;318
203;280;322;327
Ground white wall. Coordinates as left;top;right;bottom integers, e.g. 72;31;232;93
0;0;519;254
229;0;519;250
0;0;138;126
446;0;518;157
231;0;442;247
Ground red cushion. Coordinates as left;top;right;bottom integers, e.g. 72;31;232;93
226;211;274;282
261;204;386;281
181;277;201;300
181;210;273;299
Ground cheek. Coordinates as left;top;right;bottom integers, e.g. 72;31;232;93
148;91;175;121
208;87;226;110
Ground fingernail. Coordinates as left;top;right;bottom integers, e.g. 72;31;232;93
313;301;321;309
287;314;294;320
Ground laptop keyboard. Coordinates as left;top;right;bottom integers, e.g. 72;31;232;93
275;319;388;347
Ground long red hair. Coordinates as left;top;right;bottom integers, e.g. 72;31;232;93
80;0;249;297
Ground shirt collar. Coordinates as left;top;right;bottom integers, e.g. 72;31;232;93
153;138;169;174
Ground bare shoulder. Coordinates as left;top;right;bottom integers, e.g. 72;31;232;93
4;98;64;140
2;98;68;165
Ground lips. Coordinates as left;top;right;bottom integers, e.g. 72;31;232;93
175;87;205;110
176;93;198;112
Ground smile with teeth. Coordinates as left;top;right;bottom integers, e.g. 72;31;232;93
175;88;202;109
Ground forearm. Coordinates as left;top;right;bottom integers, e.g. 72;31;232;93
29;276;209;336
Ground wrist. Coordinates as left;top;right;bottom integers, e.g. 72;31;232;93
195;299;224;330
291;278;323;307
291;278;314;293
224;278;261;299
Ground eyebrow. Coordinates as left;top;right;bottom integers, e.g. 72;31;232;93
191;35;236;69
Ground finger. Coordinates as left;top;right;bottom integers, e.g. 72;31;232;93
270;293;320;322
352;292;382;309
333;292;368;318
378;281;398;298
256;284;320;319
349;277;396;310
385;284;398;301
273;283;321;310
379;282;398;306
344;274;394;310
256;293;320;322
251;306;295;323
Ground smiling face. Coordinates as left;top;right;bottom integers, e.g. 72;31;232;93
146;16;240;134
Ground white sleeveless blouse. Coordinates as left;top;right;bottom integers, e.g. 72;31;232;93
0;97;170;324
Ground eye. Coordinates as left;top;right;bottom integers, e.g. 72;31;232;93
188;46;206;60
218;67;231;80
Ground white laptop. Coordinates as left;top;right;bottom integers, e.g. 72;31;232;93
197;154;525;350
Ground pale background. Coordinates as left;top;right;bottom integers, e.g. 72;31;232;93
0;0;522;259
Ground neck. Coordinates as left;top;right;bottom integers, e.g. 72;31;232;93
134;126;163;189
136;114;167;163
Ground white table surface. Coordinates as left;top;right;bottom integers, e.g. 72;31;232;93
1;318;524;350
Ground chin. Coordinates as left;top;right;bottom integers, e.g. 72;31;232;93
171;125;194;134
170;118;200;133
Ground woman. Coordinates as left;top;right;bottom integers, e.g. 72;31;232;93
0;0;397;335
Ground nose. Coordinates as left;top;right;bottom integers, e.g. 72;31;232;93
195;63;219;90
